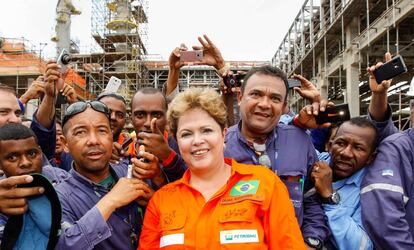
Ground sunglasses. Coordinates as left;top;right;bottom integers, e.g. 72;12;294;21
253;142;272;169
62;101;110;126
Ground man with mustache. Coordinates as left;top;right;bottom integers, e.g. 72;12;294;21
309;117;378;249
224;65;329;249
55;101;152;249
130;88;186;182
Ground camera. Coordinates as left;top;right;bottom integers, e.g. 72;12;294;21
57;49;71;74
223;73;244;88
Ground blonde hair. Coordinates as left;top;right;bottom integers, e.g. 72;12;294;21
168;88;227;138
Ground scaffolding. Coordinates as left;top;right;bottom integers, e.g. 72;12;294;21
0;37;47;97
72;0;149;103
272;0;414;129
145;61;269;91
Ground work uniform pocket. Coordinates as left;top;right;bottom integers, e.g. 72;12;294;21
218;198;265;249
160;210;186;232
280;175;304;218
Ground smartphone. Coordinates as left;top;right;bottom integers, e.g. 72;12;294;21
179;50;203;62
55;92;67;106
373;55;407;84
315;103;350;124
121;137;133;151
57;49;71;74
104;76;122;93
288;79;302;89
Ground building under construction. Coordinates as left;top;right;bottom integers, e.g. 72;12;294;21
272;0;414;130
71;0;149;102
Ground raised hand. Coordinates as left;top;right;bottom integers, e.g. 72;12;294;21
61;83;78;104
137;118;172;161
192;34;225;70
367;52;392;94
169;43;188;70
19;76;45;104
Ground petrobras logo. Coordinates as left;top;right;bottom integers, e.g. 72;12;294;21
220;229;259;244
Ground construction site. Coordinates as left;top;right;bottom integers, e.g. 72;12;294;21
272;0;414;129
0;0;413;127
0;0;266;119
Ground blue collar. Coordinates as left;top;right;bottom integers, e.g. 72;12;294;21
235;120;278;148
69;163;120;191
333;167;367;190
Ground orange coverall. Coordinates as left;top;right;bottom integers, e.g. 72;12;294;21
139;158;306;249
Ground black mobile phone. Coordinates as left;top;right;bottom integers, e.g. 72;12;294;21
288;79;302;89
55;92;67;106
315;103;350;125
373;55;407;84
121;137;133;150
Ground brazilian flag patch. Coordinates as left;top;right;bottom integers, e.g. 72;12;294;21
230;180;260;196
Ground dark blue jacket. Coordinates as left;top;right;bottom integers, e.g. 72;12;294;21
361;128;414;249
224;122;330;242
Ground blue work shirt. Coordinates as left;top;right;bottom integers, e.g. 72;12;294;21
323;168;373;250
366;105;399;142
50;152;74;172
0;161;69;244
55;163;144;250
224;121;329;241
361;128;414;250
30;110;56;160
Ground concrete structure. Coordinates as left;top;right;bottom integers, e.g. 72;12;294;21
51;0;81;55
272;0;414;130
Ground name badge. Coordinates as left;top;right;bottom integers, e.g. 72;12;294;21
160;233;184;248
220;229;259;244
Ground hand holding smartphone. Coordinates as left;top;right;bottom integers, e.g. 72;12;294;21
179;50;203;62
373;55;407;84
288;79;302;89
315;103;350;125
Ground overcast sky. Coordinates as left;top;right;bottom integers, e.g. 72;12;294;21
0;0;304;61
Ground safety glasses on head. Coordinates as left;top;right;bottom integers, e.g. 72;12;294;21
62;101;110;127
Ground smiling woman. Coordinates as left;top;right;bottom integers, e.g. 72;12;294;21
138;88;306;250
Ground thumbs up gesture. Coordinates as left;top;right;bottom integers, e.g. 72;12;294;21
137;118;174;161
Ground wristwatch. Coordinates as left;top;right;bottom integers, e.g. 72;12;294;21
321;191;341;205
304;237;322;249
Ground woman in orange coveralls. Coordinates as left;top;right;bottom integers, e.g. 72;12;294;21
138;88;305;250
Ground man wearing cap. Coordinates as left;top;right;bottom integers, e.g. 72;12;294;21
55;100;152;249
0;123;68;245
